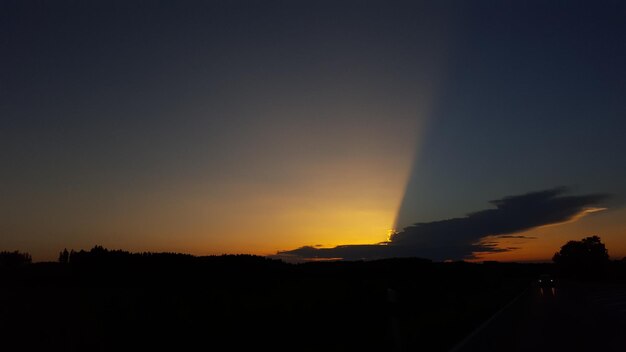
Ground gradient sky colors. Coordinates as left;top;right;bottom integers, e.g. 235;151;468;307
2;1;625;261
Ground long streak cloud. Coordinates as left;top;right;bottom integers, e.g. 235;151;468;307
273;187;608;261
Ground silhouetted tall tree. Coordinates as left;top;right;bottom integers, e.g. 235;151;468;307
553;235;609;278
59;248;69;264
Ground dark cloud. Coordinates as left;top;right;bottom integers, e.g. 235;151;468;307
272;187;608;262
496;235;538;239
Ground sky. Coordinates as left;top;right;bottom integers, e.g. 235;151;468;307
2;1;625;262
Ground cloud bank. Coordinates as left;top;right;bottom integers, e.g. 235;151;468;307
272;187;608;261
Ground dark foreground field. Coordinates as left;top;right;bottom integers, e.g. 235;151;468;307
8;250;624;351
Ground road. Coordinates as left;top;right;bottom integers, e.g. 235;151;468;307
453;281;626;351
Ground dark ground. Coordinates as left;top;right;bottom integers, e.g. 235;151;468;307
2;253;624;351
454;281;626;352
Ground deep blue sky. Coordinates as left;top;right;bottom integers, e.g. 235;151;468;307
396;1;626;228
2;1;625;261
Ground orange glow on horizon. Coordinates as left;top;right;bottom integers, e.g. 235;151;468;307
473;208;626;262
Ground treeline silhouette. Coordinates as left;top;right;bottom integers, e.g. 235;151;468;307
50;245;291;287
0;250;31;267
0;246;543;352
2;243;626;352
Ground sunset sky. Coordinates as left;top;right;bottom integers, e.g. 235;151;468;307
2;1;625;262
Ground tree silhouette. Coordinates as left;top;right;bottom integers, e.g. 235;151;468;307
0;251;32;267
553;235;609;278
58;248;69;264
